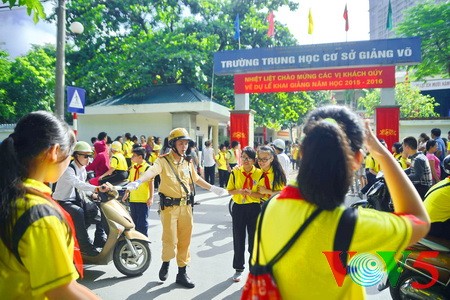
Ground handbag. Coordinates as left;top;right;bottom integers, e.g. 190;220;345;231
241;200;323;300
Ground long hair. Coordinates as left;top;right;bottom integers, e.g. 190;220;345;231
257;146;287;189
0;111;75;251
298;105;364;210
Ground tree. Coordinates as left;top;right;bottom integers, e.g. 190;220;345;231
357;83;439;118
1;0;45;23
2;45;56;122
0;50;14;123
396;1;450;78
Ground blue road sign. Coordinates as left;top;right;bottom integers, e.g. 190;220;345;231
67;86;86;113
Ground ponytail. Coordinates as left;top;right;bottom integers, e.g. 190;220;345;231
298;105;364;210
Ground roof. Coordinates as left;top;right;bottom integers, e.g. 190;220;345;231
90;84;212;107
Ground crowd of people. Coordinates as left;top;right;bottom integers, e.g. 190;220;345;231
1;106;449;299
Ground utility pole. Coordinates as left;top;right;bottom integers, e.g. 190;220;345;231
55;0;66;119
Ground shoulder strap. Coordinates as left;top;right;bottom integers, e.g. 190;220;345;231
163;156;190;195
266;207;322;267
424;181;450;199
255;198;323;268
12;204;63;265
334;207;358;268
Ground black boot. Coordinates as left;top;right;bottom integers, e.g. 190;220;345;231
176;266;195;288
159;261;170;281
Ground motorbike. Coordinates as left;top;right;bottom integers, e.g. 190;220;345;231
388;236;450;299
82;185;151;277
351;173;393;212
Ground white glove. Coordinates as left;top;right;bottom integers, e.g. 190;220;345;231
126;180;142;191
210;185;228;197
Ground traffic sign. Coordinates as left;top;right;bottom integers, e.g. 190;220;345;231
67;86;86;113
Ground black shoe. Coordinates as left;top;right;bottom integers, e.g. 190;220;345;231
176;273;195;289
159;261;170;281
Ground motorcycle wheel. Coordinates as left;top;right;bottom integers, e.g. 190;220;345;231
113;239;151;277
389;269;448;300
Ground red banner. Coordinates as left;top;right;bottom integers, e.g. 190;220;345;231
230;112;250;148
234;66;395;94
376;107;400;150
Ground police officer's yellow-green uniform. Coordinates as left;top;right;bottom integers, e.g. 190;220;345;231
0;179;78;299
151;151;200;266
253;185;412;299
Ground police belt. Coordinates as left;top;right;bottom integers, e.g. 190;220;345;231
159;193;189;206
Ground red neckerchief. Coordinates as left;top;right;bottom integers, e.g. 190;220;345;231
262;171;271;190
242;171;253;189
278;185;304;200
133;164;143;181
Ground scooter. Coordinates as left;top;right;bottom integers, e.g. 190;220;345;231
351;172;393;212
82;185;151;277
388;236;450;300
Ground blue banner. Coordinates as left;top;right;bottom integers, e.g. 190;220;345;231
213;37;421;75
67;86;86;113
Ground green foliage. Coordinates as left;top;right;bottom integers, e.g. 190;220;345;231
0;45;56;122
0;50;14;122
396;1;450;78
357;84;439;118
1;0;45;23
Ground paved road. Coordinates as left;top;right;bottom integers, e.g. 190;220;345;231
80;187;392;299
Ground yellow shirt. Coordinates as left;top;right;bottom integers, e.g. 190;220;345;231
0;179;78;299
257;166;285;201
122;140;134;158
111;152;128;171
215;151;228;171
128;161;151;203
365;153;380;173
424;177;450;223
253;186;412;300
151;152;200;198
227;165;263;204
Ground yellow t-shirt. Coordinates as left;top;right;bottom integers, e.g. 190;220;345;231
215;151;228;171
128;161;151;203
258;166;285;201
253;186;412;300
424;177;450;223
0;179;78;299
227;165;263;204
111;152;128;171
365;154;380;173
393;153;409;170
122;140;134;158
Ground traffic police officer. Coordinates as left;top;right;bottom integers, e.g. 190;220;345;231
127;128;227;288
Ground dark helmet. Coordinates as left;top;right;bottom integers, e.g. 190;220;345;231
168;128;193;148
443;155;450;174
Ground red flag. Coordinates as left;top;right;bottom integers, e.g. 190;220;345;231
267;11;275;37
343;4;349;32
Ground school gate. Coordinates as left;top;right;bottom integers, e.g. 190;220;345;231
214;37;422;149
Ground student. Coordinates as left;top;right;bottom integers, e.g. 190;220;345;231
227;146;263;283
215;144;229;188
123;132;134;168
0;111;99;299
251;105;430;299
202;140;216;185
272;139;290;176
122;147;154;236
99;141;129;185
256;145;287;201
